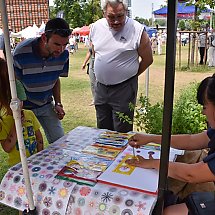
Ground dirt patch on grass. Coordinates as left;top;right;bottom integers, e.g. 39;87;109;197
138;65;215;104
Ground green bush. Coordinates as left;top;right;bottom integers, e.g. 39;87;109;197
117;82;207;134
172;82;206;134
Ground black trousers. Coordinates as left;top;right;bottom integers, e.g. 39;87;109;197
95;76;138;132
199;47;207;65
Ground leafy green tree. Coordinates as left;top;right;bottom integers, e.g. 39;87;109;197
154;19;166;27
178;20;186;30
49;6;56;19
134;17;149;26
53;0;102;28
83;0;103;24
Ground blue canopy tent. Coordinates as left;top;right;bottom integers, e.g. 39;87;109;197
153;2;211;19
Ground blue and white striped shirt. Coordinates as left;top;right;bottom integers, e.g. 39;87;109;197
13;37;69;109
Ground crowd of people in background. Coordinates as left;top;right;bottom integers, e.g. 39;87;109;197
148;27;215;67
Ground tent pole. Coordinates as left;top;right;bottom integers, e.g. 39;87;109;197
152;0;178;214
0;0;36;213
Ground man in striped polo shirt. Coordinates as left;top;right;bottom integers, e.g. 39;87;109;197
13;18;71;144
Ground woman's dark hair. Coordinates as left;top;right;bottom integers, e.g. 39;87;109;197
0;58;11;113
197;73;215;106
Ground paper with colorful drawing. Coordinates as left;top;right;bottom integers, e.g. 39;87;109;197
98;145;183;194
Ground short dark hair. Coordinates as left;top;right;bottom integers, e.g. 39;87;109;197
45;18;71;39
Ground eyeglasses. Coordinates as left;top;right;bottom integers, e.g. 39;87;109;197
45;29;72;37
105;13;126;22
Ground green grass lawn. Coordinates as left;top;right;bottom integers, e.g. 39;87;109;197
0;43;215;214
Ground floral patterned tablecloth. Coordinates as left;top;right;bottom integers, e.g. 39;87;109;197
0;126;157;215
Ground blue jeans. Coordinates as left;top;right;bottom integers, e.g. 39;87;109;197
32;103;64;144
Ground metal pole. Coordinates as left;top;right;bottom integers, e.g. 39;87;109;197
145;67;149;98
152;0;178;214
0;0;36;213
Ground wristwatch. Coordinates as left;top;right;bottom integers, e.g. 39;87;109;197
55;102;63;108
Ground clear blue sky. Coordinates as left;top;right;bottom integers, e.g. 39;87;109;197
49;0;166;19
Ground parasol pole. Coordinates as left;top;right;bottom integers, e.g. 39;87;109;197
0;0;36;213
152;0;178;214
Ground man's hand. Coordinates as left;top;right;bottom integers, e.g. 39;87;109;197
54;104;65;120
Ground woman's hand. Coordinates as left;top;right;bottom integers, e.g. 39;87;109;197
129;133;149;148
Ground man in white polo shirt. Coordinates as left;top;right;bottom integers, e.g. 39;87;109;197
90;0;153;132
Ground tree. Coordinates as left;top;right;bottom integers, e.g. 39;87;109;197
134;17;149;26
178;20;186;30
154;19;166;27
53;0;103;28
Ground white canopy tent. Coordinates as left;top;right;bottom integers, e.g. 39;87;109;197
10;24;40;39
38;21;45;35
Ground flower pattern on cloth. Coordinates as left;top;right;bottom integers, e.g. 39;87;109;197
0;126;157;215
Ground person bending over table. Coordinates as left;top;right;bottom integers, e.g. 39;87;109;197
13;18;71;144
126;74;215;215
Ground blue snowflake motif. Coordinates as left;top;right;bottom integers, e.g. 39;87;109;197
101;192;113;203
48;186;56;195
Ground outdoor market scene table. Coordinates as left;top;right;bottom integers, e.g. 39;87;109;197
0;126;164;215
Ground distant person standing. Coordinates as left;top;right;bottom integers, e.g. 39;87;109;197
208;29;215;67
90;0;153;132
151;33;157;54
157;33;162;55
69;35;76;54
198;32;207;65
13;18;71;144
82;47;96;106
